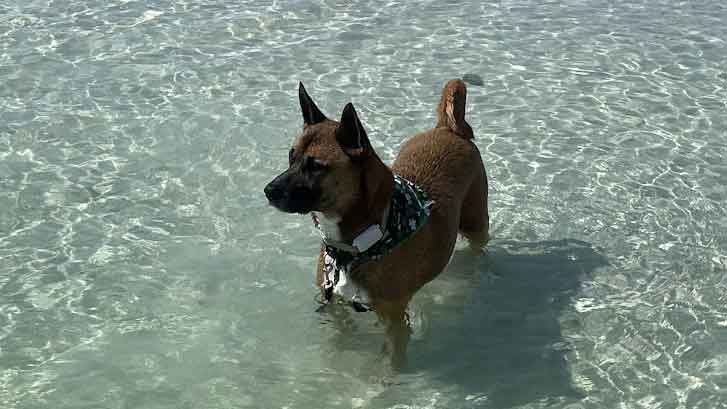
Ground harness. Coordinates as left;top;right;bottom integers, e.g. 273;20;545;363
313;175;433;312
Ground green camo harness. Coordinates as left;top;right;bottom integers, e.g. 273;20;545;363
313;175;434;312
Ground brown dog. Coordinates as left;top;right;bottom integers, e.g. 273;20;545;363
264;79;489;367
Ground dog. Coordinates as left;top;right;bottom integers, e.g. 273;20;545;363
264;79;489;368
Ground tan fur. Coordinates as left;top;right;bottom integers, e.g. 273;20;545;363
292;122;362;219
436;79;474;140
301;79;489;367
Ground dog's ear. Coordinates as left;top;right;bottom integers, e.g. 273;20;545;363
298;82;327;125
336;102;370;158
337;103;392;222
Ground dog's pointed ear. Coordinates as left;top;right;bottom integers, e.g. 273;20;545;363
336;102;370;158
298;82;327;125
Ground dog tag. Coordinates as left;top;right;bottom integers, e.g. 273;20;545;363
353;224;383;252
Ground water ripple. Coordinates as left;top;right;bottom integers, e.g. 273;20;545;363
2;0;727;408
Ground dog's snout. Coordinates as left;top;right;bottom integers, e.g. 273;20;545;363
264;182;284;202
264;168;319;214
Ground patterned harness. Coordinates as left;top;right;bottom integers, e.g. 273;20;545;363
313;175;433;312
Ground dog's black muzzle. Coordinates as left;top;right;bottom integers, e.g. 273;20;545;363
264;170;319;214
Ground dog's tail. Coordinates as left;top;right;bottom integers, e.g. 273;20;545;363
436;79;473;139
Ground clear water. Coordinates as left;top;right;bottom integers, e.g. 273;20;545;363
1;0;726;408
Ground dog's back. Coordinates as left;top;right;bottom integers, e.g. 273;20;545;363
393;79;489;251
362;80;490;368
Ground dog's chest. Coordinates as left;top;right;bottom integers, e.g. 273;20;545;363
322;251;371;307
317;175;434;311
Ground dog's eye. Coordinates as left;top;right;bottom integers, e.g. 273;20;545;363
304;156;328;173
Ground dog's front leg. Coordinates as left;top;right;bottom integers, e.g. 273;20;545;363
375;299;412;370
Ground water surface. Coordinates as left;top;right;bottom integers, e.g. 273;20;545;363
1;0;727;408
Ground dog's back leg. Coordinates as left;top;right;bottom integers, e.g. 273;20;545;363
459;158;489;249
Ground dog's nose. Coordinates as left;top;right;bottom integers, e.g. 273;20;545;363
264;182;284;202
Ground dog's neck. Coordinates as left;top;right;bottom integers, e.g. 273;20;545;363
315;155;394;252
312;202;390;252
311;212;344;242
341;156;394;243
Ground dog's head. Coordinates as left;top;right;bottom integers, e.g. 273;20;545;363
264;83;390;219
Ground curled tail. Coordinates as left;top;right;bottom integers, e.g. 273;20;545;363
436;79;474;139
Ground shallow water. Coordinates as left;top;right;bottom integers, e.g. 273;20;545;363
2;0;727;408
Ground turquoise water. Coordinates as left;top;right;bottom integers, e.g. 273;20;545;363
2;0;727;408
